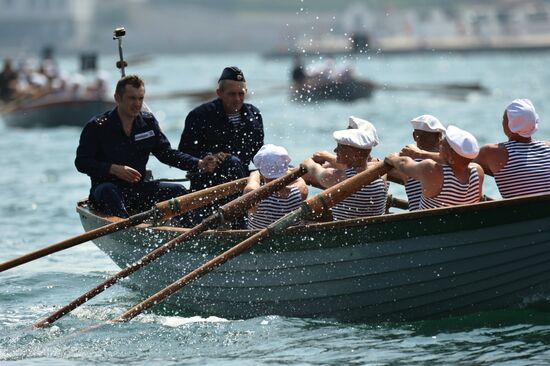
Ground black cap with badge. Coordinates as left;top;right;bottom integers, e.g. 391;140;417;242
218;66;245;82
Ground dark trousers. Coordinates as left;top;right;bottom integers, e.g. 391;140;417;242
89;181;193;226
188;155;247;228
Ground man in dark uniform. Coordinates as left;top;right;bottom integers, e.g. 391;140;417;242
178;66;264;225
75;75;199;223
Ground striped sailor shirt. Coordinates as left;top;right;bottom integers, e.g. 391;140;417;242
405;158;423;211
494;140;550;198
247;186;303;229
419;164;480;209
227;112;244;129
331;168;388;221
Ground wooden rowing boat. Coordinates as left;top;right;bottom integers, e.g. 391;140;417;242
77;193;550;322
0;96;115;128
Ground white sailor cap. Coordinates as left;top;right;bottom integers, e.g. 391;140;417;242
253;144;291;179
444;125;479;159
506;98;539;138
410;114;446;133
333;126;379;150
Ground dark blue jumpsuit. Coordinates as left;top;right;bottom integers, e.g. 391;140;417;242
178;98;264;225
75;108;198;224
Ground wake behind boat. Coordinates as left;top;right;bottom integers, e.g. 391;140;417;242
77;193;550;322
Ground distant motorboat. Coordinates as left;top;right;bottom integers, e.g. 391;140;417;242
0;95;115;128
291;77;376;103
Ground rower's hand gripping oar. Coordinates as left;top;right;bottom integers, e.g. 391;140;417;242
0;177;248;273
33;166;307;328
111;161;392;323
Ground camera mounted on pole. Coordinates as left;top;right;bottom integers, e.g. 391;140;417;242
113;27;128;77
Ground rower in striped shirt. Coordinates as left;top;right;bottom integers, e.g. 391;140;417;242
245;144;308;230
475;99;550;198
303;123;389;221
385;125;484;209
388;115;446;211
310;116;379;171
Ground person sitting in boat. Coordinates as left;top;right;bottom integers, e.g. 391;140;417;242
388;115;446;210
0;58;17;102
310;58;336;84
474;99;550;198
385;125;484;209
85;71;110;99
177;66;264;226
75;75;197;225
245;144;308;229
303;125;388;220
291;55;308;87
310;116;379;172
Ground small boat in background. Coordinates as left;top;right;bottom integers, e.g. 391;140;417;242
0;50;115;128
78;193;550;322
291;77;376;103
290;58;375;103
289;58;489;104
0;96;115;128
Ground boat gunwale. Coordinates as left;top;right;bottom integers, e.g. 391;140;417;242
77;192;550;239
77;193;550;321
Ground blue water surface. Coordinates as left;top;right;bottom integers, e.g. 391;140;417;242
1;51;550;365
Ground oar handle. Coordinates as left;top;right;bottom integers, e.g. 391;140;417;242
388;195;409;210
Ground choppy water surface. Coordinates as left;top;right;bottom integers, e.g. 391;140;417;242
1;51;550;365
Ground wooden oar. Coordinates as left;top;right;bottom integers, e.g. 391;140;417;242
33;165;307;328
111;161;391;323
147;89;217;102
148;84;288;102
375;81;489;95
0;177;248;273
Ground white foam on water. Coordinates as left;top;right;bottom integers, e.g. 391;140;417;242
150;314;229;327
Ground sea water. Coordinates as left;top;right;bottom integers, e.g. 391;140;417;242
1;52;550;365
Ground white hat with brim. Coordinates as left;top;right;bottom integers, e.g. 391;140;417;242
506;98;539;138
333;128;379;149
253;144;291;179
410;114;446;133
444;125;479;159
